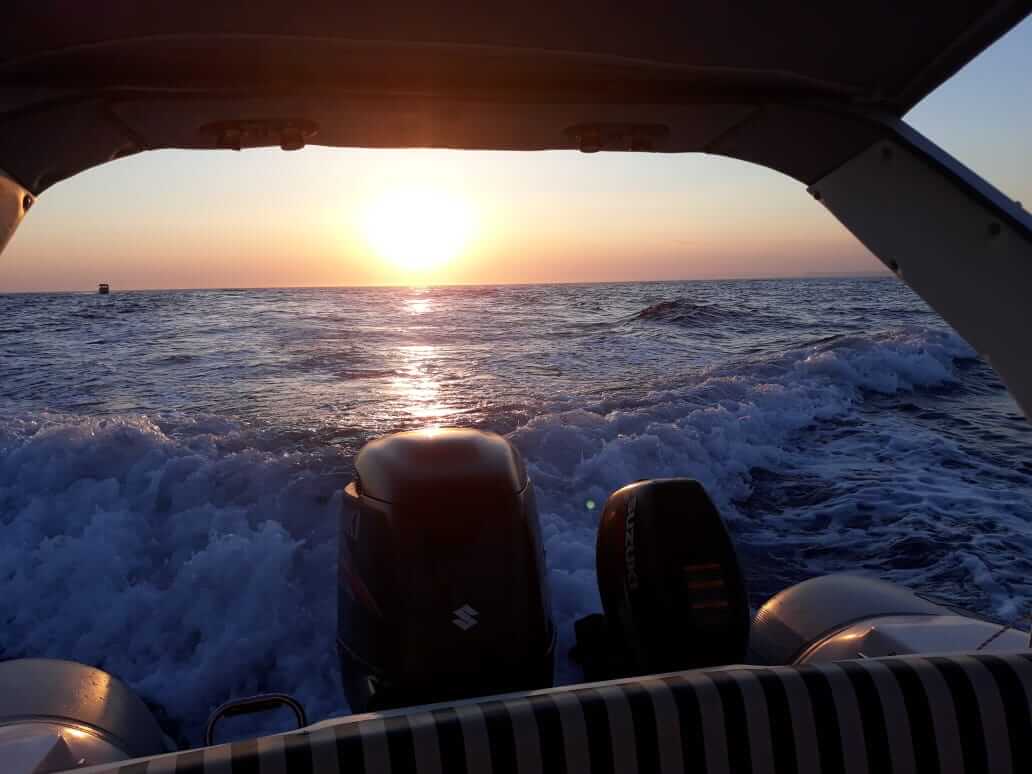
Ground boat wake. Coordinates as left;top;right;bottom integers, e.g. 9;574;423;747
3;319;1029;742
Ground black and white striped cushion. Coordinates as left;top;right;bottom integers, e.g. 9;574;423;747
82;653;1032;773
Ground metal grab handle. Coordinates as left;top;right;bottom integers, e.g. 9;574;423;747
205;693;307;746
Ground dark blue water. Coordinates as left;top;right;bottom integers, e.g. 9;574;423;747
1;278;1030;741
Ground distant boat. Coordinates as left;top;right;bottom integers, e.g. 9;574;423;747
98;283;110;295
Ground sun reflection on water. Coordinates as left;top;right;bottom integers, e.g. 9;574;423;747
405;298;432;315
391;343;460;421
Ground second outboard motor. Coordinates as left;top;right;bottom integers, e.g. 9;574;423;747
339;428;555;712
577;479;749;679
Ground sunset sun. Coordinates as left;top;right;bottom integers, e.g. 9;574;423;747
361;186;476;274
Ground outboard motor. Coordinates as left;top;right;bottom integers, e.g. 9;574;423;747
576;479;749;680
339;428;555;712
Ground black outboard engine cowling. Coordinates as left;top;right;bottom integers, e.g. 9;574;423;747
339;428;555;712
589;478;749;677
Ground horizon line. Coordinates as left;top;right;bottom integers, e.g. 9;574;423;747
0;269;892;295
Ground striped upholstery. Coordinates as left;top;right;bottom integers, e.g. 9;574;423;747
80;653;1032;773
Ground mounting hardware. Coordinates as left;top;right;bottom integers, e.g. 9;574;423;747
565;123;669;154
578;129;602;154
280;127;305;151
200;119;318;152
629;134;655;152
215;126;243;151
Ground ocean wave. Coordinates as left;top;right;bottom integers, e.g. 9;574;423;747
516;328;972;522
425;285;500;299
631;297;789;331
634;298;738;324
0;413;343;743
510;326;1025;680
0;325;1027;744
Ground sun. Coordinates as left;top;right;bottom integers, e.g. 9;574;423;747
361;186;476;274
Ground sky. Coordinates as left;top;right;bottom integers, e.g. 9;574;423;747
1;18;1030;291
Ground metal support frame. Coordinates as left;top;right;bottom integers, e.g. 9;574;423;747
811;118;1032;417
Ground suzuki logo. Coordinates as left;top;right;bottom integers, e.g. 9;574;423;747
452;604;479;631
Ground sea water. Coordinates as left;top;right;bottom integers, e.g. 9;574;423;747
2;278;1030;741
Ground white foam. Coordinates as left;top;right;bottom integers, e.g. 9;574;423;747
0;413;341;742
2;326;1025;744
512;327;999;674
